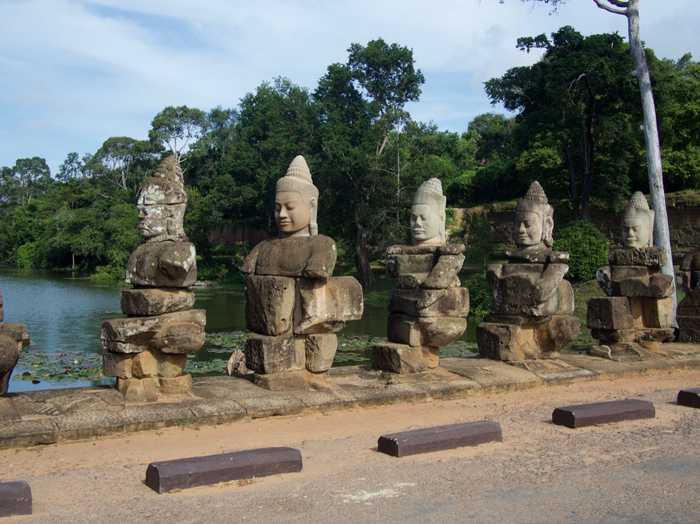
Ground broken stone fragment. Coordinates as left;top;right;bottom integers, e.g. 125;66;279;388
609;247;666;269
244;334;305;374
126;241;197;288
387;314;467;348
371;342;426;374
244;275;296;336
609;267;674;298
294;276;364;334
390;287;470;318
0;333;19;396
302;333;337;373
241;235;337;278
121;288;195;316
505;248;570;264
678;288;700;342
116;377;160;402
395;273;430;289
101;309;206;354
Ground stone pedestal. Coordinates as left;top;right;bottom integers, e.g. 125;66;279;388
588;247;674;357
678;250;700;342
372;244;469;373
477;251;580;362
242;235;363;388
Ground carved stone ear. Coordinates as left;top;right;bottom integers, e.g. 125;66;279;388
543;215;554;246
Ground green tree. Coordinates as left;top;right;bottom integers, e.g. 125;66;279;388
149;106;207;163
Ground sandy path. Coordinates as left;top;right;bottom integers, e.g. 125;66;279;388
2;368;699;523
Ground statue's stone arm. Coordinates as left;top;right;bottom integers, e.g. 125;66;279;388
534;263;569;302
240;242;262;275
302;236;337;279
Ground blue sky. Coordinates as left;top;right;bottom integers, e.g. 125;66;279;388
1;0;699;173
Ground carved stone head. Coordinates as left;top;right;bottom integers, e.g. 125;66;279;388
275;155;319;237
513;181;554;250
410;178;446;246
136;155;187;242
622;191;654;248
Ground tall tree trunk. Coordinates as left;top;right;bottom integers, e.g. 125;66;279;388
355;222;372;289
626;0;677;320
579;116;594;219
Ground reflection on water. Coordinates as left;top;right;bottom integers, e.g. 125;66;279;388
1;269;474;393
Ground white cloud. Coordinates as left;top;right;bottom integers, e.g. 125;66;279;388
1;0;698;171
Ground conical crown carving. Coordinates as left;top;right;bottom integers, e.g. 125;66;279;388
285;155;313;183
522;181;548;205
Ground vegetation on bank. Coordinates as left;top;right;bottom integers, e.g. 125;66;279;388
2;28;699;286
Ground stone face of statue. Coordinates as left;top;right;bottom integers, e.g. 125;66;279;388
136;188;185;241
410;203;442;245
275;191;314;237
622;212;651;248
514;210;545;249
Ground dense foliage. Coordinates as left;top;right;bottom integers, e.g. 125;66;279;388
1;30;698;284
554;221;609;282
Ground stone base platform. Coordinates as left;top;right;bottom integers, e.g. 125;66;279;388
1;343;699;450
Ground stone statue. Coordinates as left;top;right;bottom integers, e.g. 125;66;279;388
678;249;700;341
372;178;469;373
477;181;580;361
240;155;363;387
0;290;30;396
588;191;674;358
101;156;206;401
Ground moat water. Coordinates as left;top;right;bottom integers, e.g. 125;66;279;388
0;269;475;393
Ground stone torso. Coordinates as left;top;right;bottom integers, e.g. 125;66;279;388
242;235;337;278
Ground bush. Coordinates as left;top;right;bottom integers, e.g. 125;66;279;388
463;272;492;320
16;241;47;269
554;221;608;282
89;264;125;284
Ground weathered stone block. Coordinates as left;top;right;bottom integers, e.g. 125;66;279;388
371;343;426;374
387;314;467;348
609;247;666;268
242;235;337;278
386;244;465;256
610;266;673;298
395;273;429;289
390;287;469;318
490;263;572;317
159;374;192;395
640;296;674;328
0;480;32;517
587;297;634;330
245;275;295;336
101;310;206;355
386;254;436;277
126;241;197;288
157;353;188;378
0;333;19;396
303;334;337;373
678;289;700;342
422;254;465;289
102;352;133;379
477;315;579;362
132;350;159;378
121;288;195;316
116;377;159;402
244;334;304;374
294;276;363;334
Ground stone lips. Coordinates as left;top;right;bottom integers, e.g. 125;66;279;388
145;447;303;494
377;421;502;457
127;241;197;288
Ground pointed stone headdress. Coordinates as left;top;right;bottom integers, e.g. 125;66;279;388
412;178;447;243
515;180;554;247
623;191;654;246
276;155;319;235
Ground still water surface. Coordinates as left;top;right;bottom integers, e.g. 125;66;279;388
1;269;404;392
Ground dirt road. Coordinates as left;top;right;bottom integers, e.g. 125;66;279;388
3;368;699;523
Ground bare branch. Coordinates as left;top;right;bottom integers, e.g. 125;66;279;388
592;0;628;15
607;0;629;7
